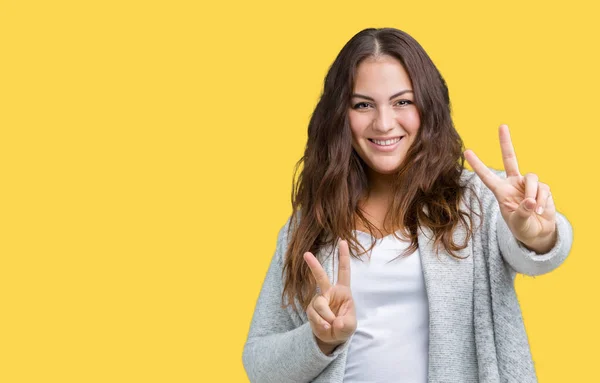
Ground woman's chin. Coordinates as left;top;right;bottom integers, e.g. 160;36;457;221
369;164;401;175
362;155;406;176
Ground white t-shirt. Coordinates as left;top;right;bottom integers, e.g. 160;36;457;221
343;230;429;383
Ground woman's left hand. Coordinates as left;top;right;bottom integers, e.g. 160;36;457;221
464;124;557;254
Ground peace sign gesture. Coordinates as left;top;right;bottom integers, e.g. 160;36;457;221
465;124;558;254
303;240;357;354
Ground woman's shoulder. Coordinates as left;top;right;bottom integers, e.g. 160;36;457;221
273;213;301;262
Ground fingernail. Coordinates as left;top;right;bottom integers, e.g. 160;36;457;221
525;200;535;211
323;323;330;330
536;206;544;215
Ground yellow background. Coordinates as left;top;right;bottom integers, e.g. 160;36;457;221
0;0;596;381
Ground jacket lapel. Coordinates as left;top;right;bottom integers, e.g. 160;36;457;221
418;218;479;382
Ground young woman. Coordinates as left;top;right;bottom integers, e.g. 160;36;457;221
242;27;573;383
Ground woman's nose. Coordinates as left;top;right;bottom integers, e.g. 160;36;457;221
372;107;396;133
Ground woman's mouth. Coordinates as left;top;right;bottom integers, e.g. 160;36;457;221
368;136;404;151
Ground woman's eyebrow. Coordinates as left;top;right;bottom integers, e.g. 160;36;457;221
351;90;413;101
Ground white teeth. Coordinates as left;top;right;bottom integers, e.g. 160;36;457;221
371;137;401;146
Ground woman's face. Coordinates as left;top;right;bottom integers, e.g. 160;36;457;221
348;55;420;176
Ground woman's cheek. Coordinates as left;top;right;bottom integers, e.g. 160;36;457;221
406;110;421;132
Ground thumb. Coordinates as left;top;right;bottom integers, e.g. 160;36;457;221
513;197;536;226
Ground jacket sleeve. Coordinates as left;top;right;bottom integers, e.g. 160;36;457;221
242;219;349;383
480;168;574;276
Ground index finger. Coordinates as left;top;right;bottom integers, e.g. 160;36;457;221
336;240;351;287
499;124;521;177
303;252;331;292
464;149;502;194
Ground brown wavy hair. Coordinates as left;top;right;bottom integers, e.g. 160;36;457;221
282;27;482;311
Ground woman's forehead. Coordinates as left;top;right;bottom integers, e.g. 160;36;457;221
353;57;412;95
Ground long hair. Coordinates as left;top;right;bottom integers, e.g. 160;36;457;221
282;28;481;311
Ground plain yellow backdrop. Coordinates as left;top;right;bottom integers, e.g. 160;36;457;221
0;0;596;381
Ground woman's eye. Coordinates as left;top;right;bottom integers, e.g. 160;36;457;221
353;102;370;109
352;100;412;109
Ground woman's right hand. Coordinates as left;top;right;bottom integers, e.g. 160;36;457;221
303;240;357;354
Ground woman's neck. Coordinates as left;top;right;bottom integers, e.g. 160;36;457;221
355;170;398;236
366;169;395;202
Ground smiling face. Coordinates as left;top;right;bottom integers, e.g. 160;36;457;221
348;55;421;177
